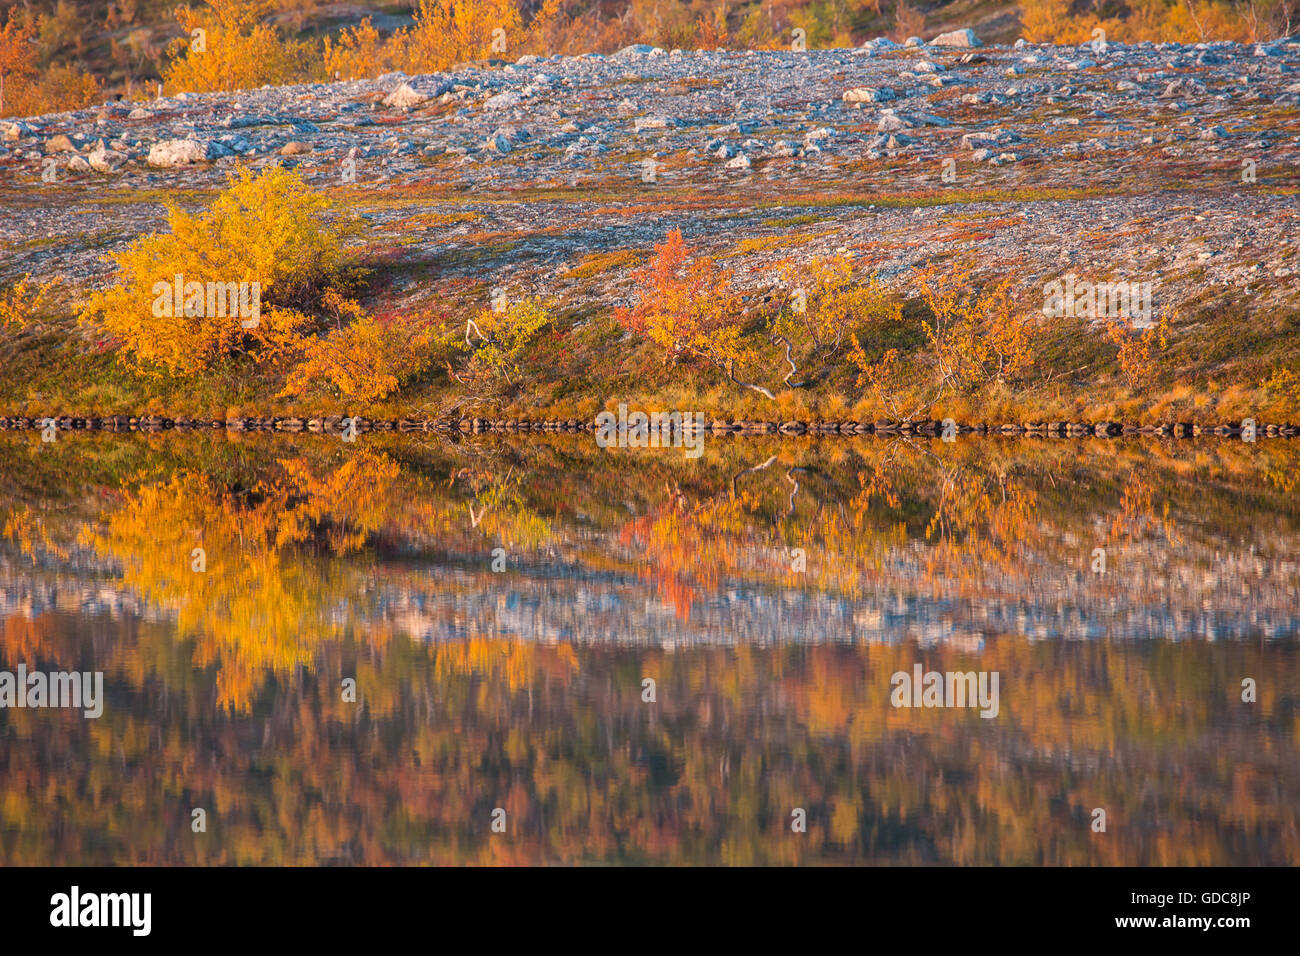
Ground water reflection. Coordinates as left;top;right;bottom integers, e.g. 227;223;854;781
0;432;1296;864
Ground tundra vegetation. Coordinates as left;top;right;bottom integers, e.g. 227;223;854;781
4;165;1297;423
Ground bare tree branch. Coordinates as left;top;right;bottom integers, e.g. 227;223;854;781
731;454;778;500
770;334;805;388
725;357;776;400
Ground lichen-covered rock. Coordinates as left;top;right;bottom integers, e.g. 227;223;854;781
930;29;982;48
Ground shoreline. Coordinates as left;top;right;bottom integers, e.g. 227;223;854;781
3;414;1297;438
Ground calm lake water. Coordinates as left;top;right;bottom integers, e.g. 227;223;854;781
0;432;1296;865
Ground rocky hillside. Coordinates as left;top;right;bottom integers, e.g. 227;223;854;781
5;33;1298;297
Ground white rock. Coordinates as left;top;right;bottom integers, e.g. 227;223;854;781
877;111;912;132
930;29;981;48
147;139;208;167
88;142;127;172
843;87;895;104
484;90;522;110
383;82;428;109
613;44;657;58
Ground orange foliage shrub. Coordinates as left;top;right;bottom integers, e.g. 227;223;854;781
846;261;1034;419
1020;0;1117;43
775;256;901;355
617;229;772;396
1262;366;1300;408
163;0;313;94
80;166;355;375
0;9;98;117
0;275;62;338
1105;314;1169;389
322;17;391;81
913;261;1034;390
890;0;926;42
621;234;911;400
847;343;908;416
0;11;39;115
772;255;903;389
326;0;560;80
456;296;550;388
279;293;443;403
1020;0;1288;44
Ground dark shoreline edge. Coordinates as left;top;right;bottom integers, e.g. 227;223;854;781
2;415;1298;438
